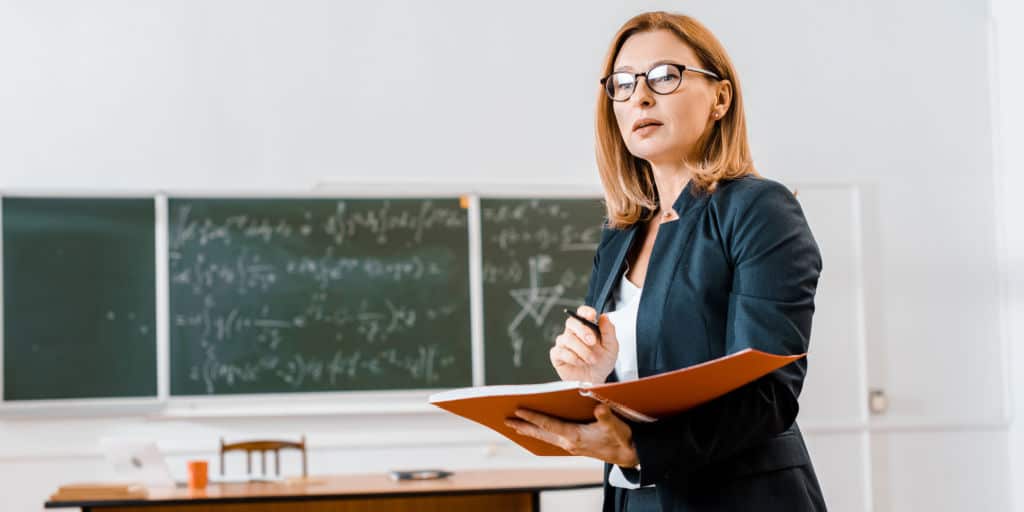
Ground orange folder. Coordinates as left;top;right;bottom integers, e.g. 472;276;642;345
430;348;804;456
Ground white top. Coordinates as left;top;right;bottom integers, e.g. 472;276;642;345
603;271;651;489
605;272;642;383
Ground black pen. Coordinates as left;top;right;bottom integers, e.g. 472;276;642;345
563;308;601;337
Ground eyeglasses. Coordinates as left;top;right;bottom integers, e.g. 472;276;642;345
600;63;721;102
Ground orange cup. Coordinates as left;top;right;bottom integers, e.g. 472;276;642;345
187;460;208;489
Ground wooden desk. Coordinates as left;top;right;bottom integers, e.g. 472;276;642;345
45;468;603;512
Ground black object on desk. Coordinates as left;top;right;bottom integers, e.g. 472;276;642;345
389;469;454;481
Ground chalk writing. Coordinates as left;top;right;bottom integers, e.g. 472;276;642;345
481;198;605;384
169;198;472;395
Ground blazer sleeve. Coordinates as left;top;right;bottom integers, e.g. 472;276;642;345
628;180;822;486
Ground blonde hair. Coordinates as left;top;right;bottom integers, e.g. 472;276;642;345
595;12;757;228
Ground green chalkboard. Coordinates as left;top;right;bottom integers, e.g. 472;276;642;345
168;198;472;395
3;198;157;401
481;198;605;385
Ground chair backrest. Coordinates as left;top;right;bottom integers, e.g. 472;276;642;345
219;436;307;477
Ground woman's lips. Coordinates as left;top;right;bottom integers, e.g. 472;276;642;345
634;124;661;136
632;117;663;136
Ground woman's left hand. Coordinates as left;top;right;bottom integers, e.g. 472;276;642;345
504;405;640;467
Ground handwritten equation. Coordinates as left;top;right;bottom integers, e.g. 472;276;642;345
480;198;605;385
168;198;472;395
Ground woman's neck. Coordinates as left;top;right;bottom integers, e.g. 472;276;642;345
649;161;693;213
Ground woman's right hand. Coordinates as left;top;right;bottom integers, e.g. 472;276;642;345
550;306;619;383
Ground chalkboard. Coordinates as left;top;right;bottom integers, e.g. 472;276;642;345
480;198;605;385
2;197;157;401
168;198;472;395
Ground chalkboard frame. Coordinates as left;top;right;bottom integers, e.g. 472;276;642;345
156;185;606;417
162;190;477;399
0;191;165;416
0;183;608;417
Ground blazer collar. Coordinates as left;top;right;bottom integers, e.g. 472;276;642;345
594;224;638;314
670;179;702;217
591;180;705;316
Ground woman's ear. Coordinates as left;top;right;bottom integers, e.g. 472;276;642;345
712;79;733;119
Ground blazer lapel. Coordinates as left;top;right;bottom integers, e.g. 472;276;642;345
593;225;638;315
635;183;709;376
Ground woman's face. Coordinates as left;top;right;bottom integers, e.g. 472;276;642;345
611;30;722;168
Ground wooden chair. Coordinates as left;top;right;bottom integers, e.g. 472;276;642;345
219;436;307;478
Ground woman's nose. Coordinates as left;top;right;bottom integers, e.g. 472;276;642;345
631;76;655;107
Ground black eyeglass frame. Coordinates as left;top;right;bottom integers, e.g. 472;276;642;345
600;63;722;102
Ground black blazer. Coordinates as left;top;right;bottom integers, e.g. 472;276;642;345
586;177;827;511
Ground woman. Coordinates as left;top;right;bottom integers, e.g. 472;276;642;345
503;12;827;511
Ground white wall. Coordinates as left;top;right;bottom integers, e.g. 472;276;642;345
992;0;1024;510
0;1;1012;510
